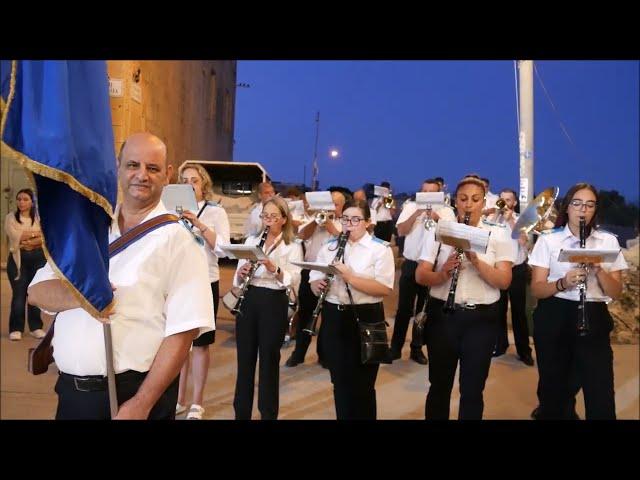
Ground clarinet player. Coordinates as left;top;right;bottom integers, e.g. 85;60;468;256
415;176;515;420
232;197;303;420
309;198;395;420
529;183;627;420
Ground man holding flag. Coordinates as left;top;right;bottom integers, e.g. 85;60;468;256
2;61;214;419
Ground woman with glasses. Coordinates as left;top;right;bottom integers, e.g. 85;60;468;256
529;183;627;419
309;198;395;419
232;197;303;419
415;176;516;420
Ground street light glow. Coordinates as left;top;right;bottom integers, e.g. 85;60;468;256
330;149;339;158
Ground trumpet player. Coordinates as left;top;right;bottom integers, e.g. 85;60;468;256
487;188;534;366
309;198;395;419
371;181;396;242
232;197;302;419
529;183;627;420
244;182;276;238
389;179;455;364
415;176;515;420
284;191;345;368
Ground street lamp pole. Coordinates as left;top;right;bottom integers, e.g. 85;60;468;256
311;111;320;191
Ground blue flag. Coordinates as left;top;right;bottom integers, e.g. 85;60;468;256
1;60;118;316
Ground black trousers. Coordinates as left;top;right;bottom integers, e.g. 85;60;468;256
322;302;383;420
193;281;220;346
234;286;288;420
7;249;46;333
495;262;531;357
54;370;179;420
533;296;615;420
424;297;500;420
390;259;427;351
291;269;324;361
373;220;394;242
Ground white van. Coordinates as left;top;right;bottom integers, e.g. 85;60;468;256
178;160;270;242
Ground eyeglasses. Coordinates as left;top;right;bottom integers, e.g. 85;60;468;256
260;213;282;220
569;199;597;210
340;216;363;225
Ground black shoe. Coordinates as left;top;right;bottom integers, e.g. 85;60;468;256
518;354;535;366
409;348;428;365
389;348;402;361
318;359;328;369
285;354;303;367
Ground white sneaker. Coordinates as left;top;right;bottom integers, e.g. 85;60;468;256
186;404;205;420
29;329;46;339
175;402;187;415
9;331;22;341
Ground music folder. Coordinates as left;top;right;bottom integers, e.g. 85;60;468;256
305;191;335;211
416;191;445;208
221;245;269;261
291;261;341;276
557;248;621;264
161;184;199;213
436;220;491;254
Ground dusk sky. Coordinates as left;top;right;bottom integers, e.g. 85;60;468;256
233;60;639;203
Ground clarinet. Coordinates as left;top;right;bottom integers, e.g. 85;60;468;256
231;226;270;317
443;212;471;314
577;216;590;336
303;231;350;336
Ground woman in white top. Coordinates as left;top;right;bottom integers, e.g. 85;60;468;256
415;177;515;420
310;198;395;419
175;163;231;420
529;182;627;420
4;188;46;341
232;197;302;419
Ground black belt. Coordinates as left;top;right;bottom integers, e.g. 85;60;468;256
59;370;147;392
324;301;383;313
429;297;495;311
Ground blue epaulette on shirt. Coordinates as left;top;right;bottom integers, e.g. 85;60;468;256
482;218;506;228
371;236;391;247
205;200;219;207
326;237;338;245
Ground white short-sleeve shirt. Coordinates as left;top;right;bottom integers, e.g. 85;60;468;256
194;200;231;282
371;197;393;222
418;220;516;305
233;232;303;292
309;233;395;305
528;225;628;302
29;201;215;377
396;201;455;261
244;203;264;238
299;216;343;262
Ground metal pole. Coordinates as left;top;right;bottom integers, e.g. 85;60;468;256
103;323;118;418
518;60;534;211
311;111;320;191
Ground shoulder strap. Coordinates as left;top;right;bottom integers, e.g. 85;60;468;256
196;202;208;219
109;213;179;257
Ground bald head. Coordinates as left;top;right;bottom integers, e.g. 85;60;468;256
353;189;367;202
118;132;172;210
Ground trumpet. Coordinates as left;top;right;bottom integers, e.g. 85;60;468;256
383;193;396;209
231;226;270;317
423;205;436;230
443;212;471;314
577;216;589;336
303;231;350;336
494;198;507;225
314;210;335;226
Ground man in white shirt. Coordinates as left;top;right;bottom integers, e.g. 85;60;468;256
487;188;534;365
481;176;499;216
244;182;276;238
371;181;396;242
390;178;455;364
28;133;214;420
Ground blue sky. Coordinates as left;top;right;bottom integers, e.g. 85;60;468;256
233;60;639;203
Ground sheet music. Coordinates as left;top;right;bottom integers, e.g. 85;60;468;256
416;191;445;208
161;184;198;213
305;191;335;211
374;185;390;197
285;199;305;218
291;261;341;275
557;248;621;264
436;220;491;254
220;244;268;261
